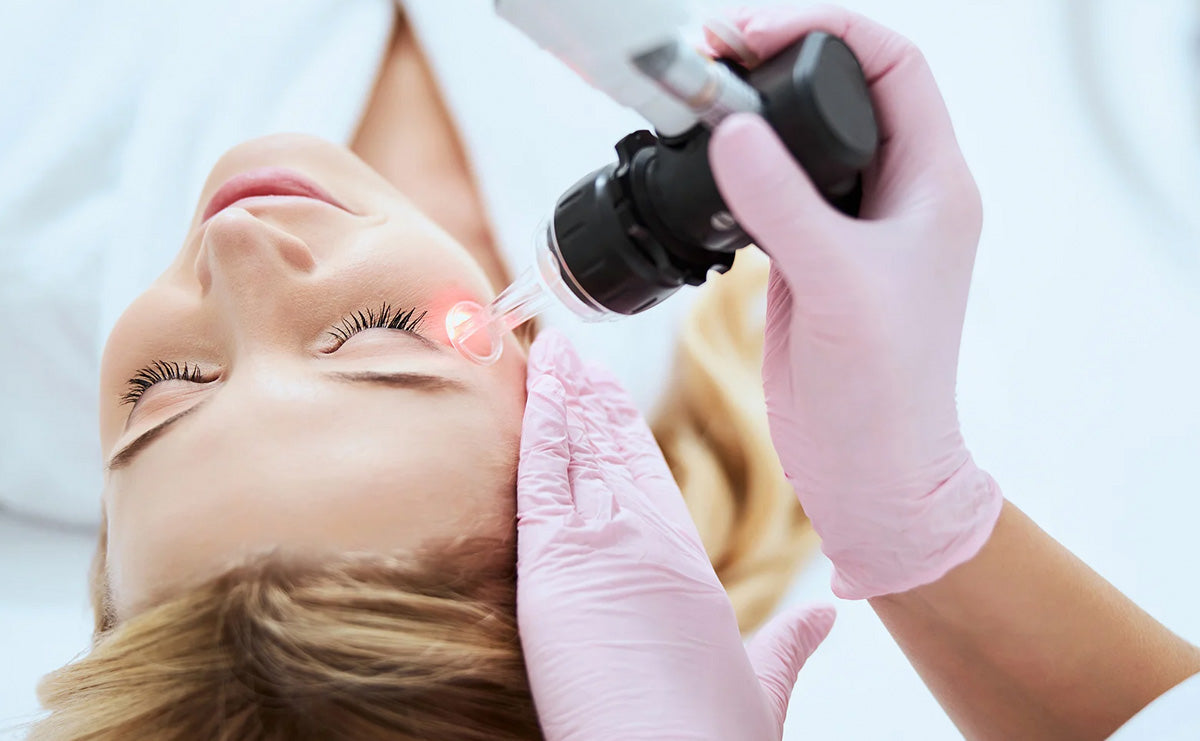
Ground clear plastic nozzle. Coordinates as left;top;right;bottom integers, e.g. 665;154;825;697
446;265;556;366
447;222;617;365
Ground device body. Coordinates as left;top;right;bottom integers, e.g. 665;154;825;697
494;0;700;136
545;33;880;317
448;2;882;365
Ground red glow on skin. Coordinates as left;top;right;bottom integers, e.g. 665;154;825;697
424;287;480;343
445;301;502;365
425;287;502;364
445;303;477;340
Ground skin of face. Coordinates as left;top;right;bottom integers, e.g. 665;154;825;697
98;133;529;620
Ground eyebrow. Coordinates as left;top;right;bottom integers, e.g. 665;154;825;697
106;371;467;471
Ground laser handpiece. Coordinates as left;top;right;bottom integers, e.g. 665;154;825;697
448;2;880;364
447;30;766;362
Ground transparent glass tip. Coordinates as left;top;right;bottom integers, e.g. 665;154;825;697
446;221;619;365
446;265;556;366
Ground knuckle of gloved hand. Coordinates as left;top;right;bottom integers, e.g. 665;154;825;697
771;3;851;40
957;175;985;239
923;159;983;234
886;32;930;77
834;7;927;74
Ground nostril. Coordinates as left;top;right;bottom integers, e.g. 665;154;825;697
276;236;317;272
196;208;317;286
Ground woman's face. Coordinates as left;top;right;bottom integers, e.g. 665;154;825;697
98;134;528;619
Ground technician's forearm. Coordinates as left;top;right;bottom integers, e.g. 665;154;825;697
870;501;1200;741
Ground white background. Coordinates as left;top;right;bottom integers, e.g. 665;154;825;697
3;1;1199;739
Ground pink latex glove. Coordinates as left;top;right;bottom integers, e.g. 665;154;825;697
708;6;1003;599
517;331;835;741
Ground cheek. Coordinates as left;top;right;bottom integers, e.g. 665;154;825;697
99;295;165;442
329;235;498;333
102;484;207;620
494;337;530;415
308;415;521;551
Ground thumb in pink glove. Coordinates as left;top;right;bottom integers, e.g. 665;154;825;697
708;6;1003;599
517;330;834;741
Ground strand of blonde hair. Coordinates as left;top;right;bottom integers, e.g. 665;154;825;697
651;247;815;631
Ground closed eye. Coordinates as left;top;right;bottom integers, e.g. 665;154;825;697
121;361;209;406
325;303;429;352
120;304;431;406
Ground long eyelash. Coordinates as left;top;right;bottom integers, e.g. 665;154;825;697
327;303;427;346
121;360;204;406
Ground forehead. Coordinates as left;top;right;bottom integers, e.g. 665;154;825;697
103;370;522;617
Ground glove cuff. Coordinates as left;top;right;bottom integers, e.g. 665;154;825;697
825;458;1004;600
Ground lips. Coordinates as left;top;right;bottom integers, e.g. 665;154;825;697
202;167;349;222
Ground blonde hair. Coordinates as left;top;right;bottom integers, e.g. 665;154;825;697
33;539;541;740
33;250;809;740
655;248;814;629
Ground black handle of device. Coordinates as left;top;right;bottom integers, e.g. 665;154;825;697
549;32;879;316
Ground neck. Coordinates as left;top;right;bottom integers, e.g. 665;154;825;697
351;8;512;293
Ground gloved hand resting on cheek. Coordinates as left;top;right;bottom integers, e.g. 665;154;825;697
708;5;1003;600
516;331;834;741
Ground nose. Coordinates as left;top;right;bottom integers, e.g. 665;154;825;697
193;208;318;346
194;208;317;294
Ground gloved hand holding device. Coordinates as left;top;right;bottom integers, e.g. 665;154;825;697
517;331;834;741
703;8;1200;740
708;5;1002;600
